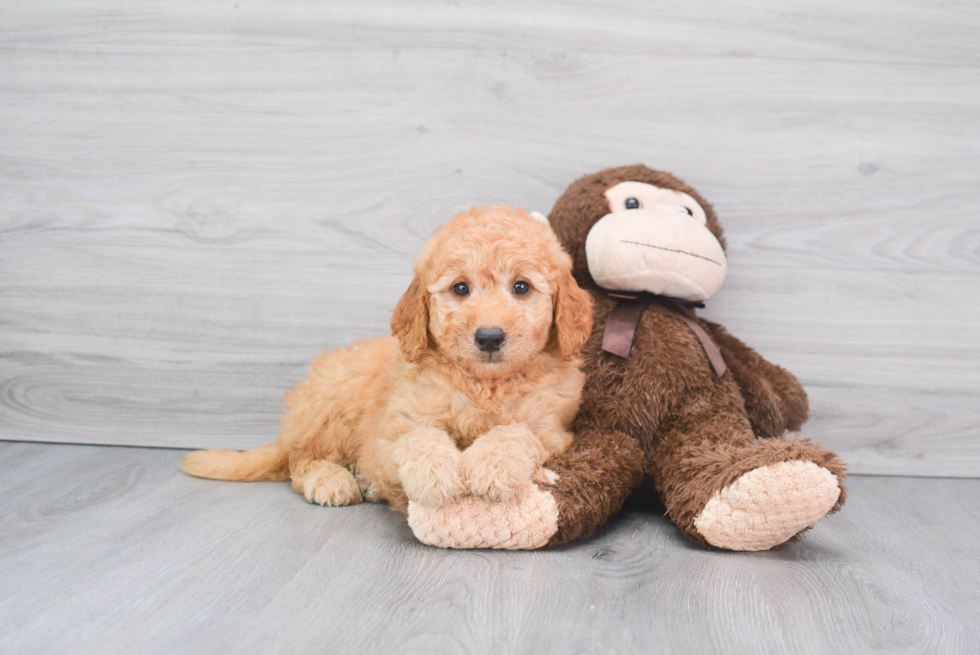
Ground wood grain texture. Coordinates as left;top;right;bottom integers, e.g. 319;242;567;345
1;1;978;475
1;440;978;655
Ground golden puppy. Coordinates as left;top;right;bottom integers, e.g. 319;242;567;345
182;205;593;513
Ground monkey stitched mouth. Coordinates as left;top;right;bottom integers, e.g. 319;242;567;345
619;240;722;266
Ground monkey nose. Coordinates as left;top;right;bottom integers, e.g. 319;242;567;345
474;327;506;353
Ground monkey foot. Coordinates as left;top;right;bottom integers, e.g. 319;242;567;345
408;485;559;550
693;460;841;551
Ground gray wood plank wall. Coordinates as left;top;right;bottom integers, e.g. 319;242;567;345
2;1;978;476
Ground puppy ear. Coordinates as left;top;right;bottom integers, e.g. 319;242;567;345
391;274;429;363
553;269;593;360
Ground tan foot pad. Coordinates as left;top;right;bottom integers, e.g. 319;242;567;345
693;460;840;551
408;485;559;550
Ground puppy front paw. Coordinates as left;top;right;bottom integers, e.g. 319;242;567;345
401;457;465;507
462;431;537;501
394;429;465;507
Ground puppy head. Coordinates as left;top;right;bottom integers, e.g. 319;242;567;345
391;205;593;377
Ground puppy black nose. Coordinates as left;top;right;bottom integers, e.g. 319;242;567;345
474;327;506;353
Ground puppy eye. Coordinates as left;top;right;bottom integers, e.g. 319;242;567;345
625;198;640;210
683;206;694;216
513;281;530;295
452;282;469;297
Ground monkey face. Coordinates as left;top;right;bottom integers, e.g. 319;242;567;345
583;181;727;302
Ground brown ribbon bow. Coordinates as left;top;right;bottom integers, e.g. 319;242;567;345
600;291;727;377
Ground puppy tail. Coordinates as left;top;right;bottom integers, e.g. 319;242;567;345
181;443;290;482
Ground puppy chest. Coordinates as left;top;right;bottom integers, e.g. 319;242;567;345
443;392;527;449
438;379;551;448
445;406;498;449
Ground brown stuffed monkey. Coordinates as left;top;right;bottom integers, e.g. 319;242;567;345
409;165;847;551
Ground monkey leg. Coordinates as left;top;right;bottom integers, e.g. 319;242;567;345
407;428;644;549
543;427;645;546
650;426;847;551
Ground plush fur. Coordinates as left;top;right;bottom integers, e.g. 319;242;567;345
182;205;593;515
409;165;847;551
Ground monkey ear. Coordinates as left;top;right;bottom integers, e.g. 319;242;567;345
553;269;593;360
391;274;429;363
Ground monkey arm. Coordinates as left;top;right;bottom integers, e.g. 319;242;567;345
701;320;809;437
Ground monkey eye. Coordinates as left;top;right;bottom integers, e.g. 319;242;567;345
624;198;640;210
513;281;530;295
683;206;693;216
452;282;469;297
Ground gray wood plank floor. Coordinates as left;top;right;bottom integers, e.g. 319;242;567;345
1;1;979;476
1;441;977;655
